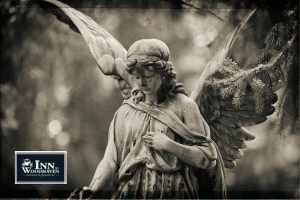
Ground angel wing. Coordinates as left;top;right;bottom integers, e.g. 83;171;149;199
190;9;284;169
35;0;133;99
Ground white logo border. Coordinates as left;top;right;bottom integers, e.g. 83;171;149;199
15;151;67;185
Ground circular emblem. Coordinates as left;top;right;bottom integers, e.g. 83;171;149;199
21;158;33;169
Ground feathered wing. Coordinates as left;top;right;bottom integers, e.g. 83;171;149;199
35;0;133;99
190;9;280;169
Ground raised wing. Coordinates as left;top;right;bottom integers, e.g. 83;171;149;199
190;9;280;169
35;0;133;99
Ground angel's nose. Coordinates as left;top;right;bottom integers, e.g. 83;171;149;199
141;78;147;87
135;79;146;88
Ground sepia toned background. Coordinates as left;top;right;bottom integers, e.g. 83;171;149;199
1;0;299;198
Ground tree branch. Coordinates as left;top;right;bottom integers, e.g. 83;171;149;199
179;0;225;21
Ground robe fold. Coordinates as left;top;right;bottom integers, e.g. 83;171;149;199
104;99;226;199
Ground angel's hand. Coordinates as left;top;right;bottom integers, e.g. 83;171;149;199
142;132;170;151
68;186;95;199
81;186;95;199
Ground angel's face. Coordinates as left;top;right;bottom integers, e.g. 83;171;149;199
132;66;163;96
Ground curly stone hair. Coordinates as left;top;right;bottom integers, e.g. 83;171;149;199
126;39;187;103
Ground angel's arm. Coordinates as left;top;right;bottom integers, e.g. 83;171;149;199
70;142;117;198
88;143;117;193
161;139;216;169
86;115;120;194
168;97;216;169
144;96;216;169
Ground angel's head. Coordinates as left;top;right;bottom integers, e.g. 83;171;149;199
126;39;186;103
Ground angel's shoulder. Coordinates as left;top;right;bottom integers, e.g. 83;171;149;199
172;93;197;107
165;93;197;117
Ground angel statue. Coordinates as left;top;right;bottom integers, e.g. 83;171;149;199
33;0;289;199
72;38;227;199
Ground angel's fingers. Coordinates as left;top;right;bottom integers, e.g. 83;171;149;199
143;136;153;141
147;132;157;136
146;134;155;138
79;188;94;200
143;139;153;145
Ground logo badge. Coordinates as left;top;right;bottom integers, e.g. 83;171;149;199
15;151;67;184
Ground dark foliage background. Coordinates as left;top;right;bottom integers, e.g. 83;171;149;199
1;0;299;198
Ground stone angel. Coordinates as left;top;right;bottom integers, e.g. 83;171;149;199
34;0;289;199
